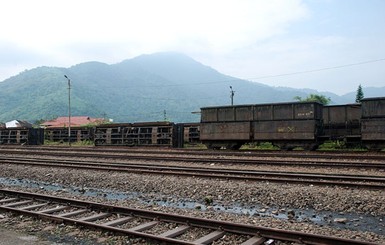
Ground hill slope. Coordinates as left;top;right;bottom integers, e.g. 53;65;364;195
0;52;383;123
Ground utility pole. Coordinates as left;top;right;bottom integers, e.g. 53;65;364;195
64;75;71;146
230;86;235;106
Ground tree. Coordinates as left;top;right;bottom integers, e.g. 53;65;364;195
355;84;364;103
293;94;331;105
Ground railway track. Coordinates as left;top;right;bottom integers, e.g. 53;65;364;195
1;147;385;169
0;188;377;245
3;145;385;161
1;156;385;189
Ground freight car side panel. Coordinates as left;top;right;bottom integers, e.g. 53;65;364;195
235;106;253;121
0;129;28;144
323;105;361;123
273;104;295;120
200;122;250;140
294;103;323;120
254;105;273;121
254;102;322;121
201;108;218;122
253;120;317;140
0;128;43;145
361;97;385;118
218;107;235;121
322;105;361;139
361;119;385;140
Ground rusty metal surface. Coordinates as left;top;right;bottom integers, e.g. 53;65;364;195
361;97;385;118
253;102;323;121
253;120;317;140
235;106;254;121
200;122;250;140
0;128;43;145
200;102;324;148
94;123;175;147
218;107;236;121
323;104;361;124
201;107;219;122
361;119;385;141
322;104;362;139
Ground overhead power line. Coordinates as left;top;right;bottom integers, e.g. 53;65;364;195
247;58;385;80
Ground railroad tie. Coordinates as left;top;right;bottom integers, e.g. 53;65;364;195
19;203;48;211
159;225;190;238
128;220;159;232
38;205;69;214
192;230;225;244
100;216;134;227
77;212;111;222
0;197;20;204
240;235;267;245
1;200;33;208
56;209;88;217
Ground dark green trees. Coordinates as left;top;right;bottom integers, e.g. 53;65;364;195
355;84;364;103
293;94;331;105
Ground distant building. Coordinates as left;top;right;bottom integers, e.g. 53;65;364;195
41;116;106;128
5;120;33;128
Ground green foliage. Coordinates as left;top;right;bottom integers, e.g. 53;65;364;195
318;140;366;151
294;94;331;105
183;143;207;149
204;196;214;205
241;142;279;150
318;140;346;150
355;84;364;103
4;52;378;124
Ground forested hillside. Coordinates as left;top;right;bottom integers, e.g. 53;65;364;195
0;52;383;123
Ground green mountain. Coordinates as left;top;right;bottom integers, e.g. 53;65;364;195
0;52;383;123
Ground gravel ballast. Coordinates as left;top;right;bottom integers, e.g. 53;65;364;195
0;161;385;244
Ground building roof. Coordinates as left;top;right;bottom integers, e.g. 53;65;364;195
41;116;106;128
5;120;33;128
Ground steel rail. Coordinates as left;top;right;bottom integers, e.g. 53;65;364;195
1;156;385;189
0;188;378;245
4;145;385;161
0;148;384;169
2;156;385;182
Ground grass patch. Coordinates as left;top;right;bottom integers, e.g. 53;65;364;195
318;140;366;151
183;143;207;149
240;142;279;150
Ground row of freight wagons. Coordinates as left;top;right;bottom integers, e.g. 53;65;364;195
1;97;384;149
199;97;385;150
44;122;201;147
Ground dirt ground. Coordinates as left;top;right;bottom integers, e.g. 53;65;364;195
0;228;51;245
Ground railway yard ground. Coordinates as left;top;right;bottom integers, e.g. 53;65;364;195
0;146;384;244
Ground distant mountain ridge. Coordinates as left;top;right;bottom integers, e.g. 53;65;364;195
0;52;384;123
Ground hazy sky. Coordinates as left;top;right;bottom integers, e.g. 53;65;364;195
1;0;384;95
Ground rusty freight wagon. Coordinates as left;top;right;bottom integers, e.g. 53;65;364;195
321;104;361;143
360;97;385;150
174;122;201;148
94;122;177;147
0;128;44;145
44;127;94;143
200;101;323;150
